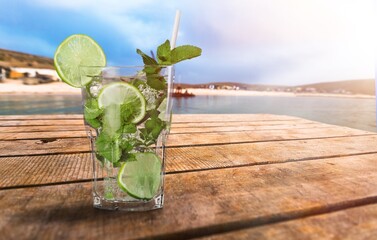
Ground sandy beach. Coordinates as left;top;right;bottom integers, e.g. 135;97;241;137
0;80;375;99
0;79;81;95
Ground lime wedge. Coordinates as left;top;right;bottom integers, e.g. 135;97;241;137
98;82;146;123
117;153;162;200
54;34;106;88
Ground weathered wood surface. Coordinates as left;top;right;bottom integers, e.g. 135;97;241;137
200;203;377;239
1;155;377;239
0;114;376;239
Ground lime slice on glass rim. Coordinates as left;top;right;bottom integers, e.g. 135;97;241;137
98;82;146;123
54;34;106;88
117;152;162;200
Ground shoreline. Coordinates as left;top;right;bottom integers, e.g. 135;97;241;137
186;88;376;99
0;80;375;99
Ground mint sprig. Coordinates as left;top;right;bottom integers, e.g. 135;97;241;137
85;40;201;166
137;40;202;66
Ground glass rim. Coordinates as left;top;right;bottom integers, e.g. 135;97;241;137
79;65;172;69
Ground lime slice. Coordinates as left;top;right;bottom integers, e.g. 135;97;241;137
98;82;146;123
54;34;106;88
117;153;162;200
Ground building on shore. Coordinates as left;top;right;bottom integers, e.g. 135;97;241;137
7;67;59;81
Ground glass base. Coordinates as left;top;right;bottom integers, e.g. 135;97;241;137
93;193;164;211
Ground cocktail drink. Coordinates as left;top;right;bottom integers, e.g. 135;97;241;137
81;66;172;210
54;34;201;211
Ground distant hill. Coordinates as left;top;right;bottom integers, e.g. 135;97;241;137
0;48;54;69
177;79;375;96
296;79;375;95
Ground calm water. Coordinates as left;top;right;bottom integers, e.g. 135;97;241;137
1;94;376;132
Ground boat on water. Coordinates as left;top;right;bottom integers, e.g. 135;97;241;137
173;87;195;98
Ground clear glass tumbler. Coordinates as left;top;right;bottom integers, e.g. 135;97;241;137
80;66;173;211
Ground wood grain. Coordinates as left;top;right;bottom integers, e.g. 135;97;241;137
172;114;302;122
0;121;324;134
0;138;90;157
1;154;377;239
168;127;375;147
0;129;377;158
1;131;377;188
0;122;370;141
0;125;86;133
170;123;330;134
0;131;87;140
1;134;376;188
0;119;84;127
1;114;376;239
0;153;93;189
167;134;377;172
0;114;83;120
0;113;299;122
200;204;377;240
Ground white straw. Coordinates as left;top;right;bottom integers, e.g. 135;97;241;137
166;10;181;131
170;10;181;49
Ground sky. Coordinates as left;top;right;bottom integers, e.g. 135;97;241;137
0;0;375;86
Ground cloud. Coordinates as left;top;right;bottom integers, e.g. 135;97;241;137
1;0;375;85
32;0;175;49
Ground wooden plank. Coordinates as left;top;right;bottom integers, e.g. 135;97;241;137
172;114;301;122
168;127;375;147
0;153;93;189
0;125;86;133
0;121;323;134
167;135;377;173
0;118;310;128
0;131;87;140
0;119;84;127
1;155;377;239
0;138;90;157
0;113;299;122
172;120;313;128
200;204;377;239
1;134;377;187
0;130;377;158
0;123;366;141
170;123;331;134
0;114;83;120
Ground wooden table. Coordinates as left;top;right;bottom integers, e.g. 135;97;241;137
1;114;377;239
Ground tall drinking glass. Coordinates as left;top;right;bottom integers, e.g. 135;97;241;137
80;66;173;211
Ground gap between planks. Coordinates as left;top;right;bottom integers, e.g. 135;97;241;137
1;133;377;158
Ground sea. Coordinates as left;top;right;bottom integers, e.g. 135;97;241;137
0;94;376;132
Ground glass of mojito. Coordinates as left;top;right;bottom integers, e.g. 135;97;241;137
54;34;201;211
81;66;173;211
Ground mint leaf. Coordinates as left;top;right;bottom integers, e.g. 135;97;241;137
145;116;164;140
96;132;121;163
123;124;137;133
84;98;102;119
83;98;102;128
171;45;202;64
130;78;146;88
147;75;166;90
157;40;171;64
136;49;158;65
121;103;137;123
120;152;137;162
148;109;159;118
119;139;134;152
143;65;161;74
85;117;101;128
